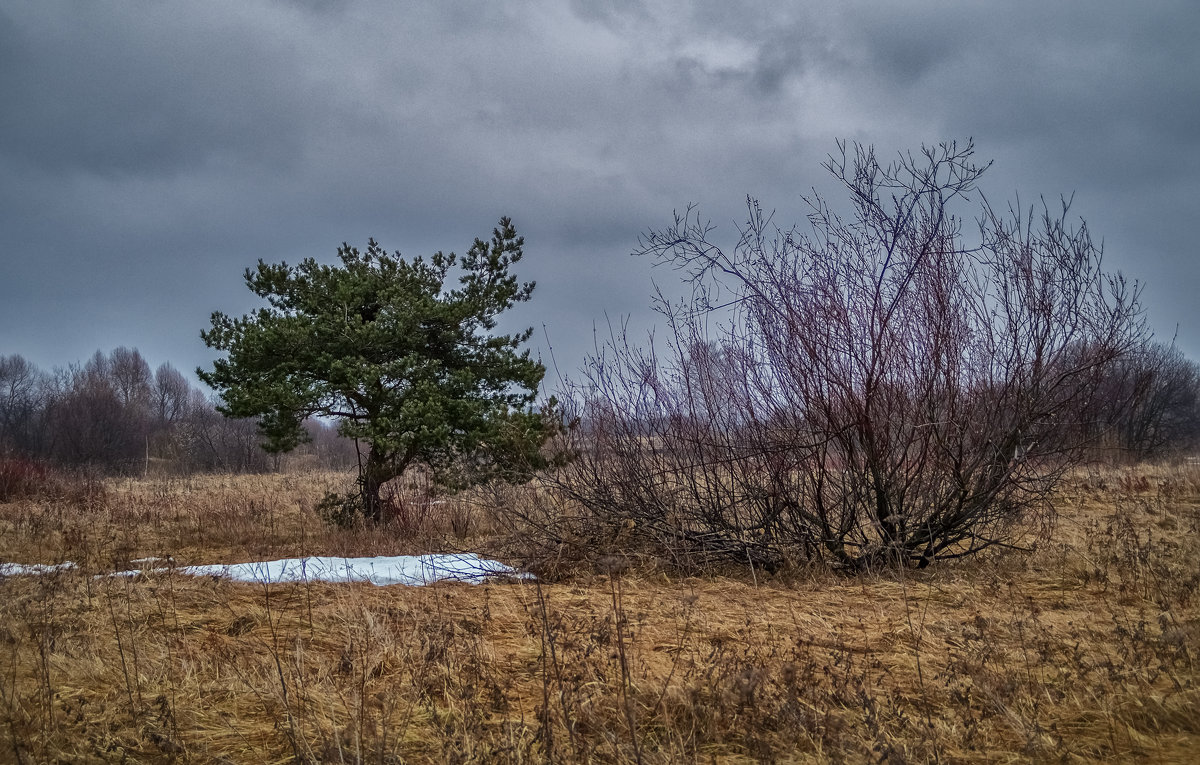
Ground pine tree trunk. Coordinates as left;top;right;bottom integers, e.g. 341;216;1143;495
361;449;387;524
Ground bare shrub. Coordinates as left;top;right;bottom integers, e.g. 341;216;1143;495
0;457;51;502
550;140;1146;571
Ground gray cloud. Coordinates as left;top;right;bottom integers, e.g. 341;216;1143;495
1;0;1197;381
0;4;313;178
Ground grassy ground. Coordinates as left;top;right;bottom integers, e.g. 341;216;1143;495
0;465;1197;763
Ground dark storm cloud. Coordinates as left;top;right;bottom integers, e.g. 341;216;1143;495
0;0;1197;381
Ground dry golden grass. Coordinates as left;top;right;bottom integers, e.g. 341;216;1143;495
0;463;1197;763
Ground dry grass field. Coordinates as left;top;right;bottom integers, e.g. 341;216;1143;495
0;464;1197;763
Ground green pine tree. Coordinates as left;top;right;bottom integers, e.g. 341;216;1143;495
199;217;553;523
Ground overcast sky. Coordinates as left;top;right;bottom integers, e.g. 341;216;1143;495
2;0;1197;389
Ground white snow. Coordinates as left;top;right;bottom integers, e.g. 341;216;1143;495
182;554;526;586
0;561;75;576
1;554;526;586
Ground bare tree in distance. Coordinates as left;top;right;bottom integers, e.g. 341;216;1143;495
0;354;47;455
153;363;192;426
108;346;152;409
548;139;1148;571
1094;340;1200;459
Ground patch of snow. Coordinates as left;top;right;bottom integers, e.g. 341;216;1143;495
2;554;527;586
182;554;525;586
0;561;76;577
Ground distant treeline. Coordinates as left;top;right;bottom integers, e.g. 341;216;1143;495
568;338;1200;463
1067;339;1200;459
2;340;1199;477
0;347;359;474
